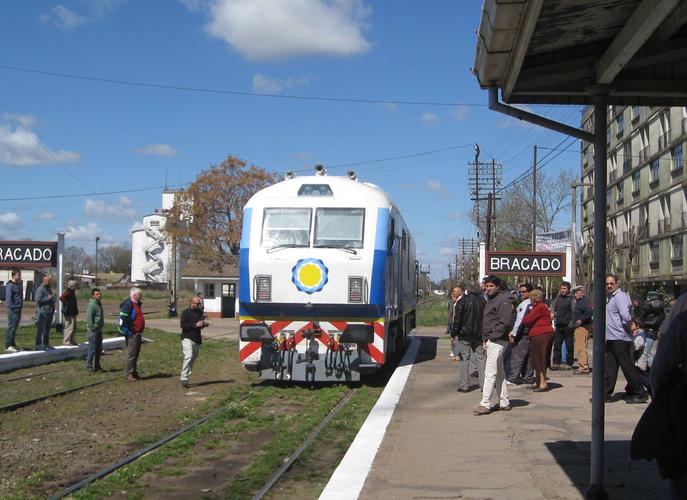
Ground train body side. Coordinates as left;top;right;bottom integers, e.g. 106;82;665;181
238;175;416;383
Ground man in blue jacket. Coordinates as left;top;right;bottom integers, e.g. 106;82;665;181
5;269;23;353
34;274;55;351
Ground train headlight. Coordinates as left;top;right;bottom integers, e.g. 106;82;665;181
256;275;272;302
348;276;364;303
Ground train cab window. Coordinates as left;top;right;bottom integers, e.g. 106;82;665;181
314;208;364;249
298;184;333;196
262;208;312;248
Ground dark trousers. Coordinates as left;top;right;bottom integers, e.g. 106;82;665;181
35;312;53;349
125;334;142;377
605;339;645;395
508;335;534;381
5;308;21;348
87;330;103;370
553;325;574;365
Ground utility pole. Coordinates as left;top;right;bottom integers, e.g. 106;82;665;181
532;145;538;251
472;144;481;240
469;146;501;244
485;193;493;251
491;159;498;250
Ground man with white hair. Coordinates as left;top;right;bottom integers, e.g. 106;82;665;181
118;287;146;381
60;280;79;345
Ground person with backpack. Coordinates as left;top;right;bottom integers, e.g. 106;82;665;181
638;291;665;372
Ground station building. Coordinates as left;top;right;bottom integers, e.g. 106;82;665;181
579;105;687;297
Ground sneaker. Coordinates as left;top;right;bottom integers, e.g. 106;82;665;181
625;392;649;404
181;380;189;389
4;346;18;353
473;405;492;416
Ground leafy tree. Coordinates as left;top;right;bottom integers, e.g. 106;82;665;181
99;243;132;274
473;168;575;250
167;155;277;261
63;245;94;277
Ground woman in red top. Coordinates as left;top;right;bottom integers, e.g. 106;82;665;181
523;289;554;391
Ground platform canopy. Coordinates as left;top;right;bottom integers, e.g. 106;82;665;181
473;0;687;105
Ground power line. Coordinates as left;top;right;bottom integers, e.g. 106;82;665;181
0;64;487;108
0;183;188;202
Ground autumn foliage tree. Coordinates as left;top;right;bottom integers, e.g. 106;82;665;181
167;156;277;261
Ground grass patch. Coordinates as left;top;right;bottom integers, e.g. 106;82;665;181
416;298;450;327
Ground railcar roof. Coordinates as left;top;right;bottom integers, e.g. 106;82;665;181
246;175;395;208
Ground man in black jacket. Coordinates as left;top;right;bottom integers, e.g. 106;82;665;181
551;281;574;370
571;286;593;374
180;296;208;388
452;283;486;392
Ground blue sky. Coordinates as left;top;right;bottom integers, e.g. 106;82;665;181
0;0;581;279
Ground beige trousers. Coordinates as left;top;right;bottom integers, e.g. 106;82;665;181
63;315;77;344
574;326;590;371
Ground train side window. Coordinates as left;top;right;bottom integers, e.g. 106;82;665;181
388;218;395;251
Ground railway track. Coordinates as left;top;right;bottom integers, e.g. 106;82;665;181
0;375;121;413
49;385;358;499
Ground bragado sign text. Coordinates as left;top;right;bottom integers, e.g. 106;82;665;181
485;251;565;276
0;241;58;268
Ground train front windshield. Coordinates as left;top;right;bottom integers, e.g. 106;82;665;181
314;208;364;249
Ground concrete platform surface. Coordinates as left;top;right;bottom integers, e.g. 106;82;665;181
359;328;664;500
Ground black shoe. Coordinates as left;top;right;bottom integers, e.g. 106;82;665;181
507;377;524;385
523;378;535;384
456;388;470;393
181;380;189;389
626;392;649;404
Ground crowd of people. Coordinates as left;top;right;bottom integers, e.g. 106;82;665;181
3;269;207;388
446;274;672;415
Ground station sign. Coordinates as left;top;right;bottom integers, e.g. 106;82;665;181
0;241;58;268
485;251;565;276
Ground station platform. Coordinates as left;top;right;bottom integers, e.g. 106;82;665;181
323;328;665;499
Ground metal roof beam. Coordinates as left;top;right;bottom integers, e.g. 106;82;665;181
594;0;680;84
502;0;544;101
656;0;687;41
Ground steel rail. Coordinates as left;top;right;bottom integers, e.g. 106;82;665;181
251;388;357;500
0;376;120;413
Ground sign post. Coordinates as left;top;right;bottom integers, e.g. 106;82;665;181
56;233;65;327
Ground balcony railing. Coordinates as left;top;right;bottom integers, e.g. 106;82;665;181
658;132;671;151
658;219;666;234
609;170;617;183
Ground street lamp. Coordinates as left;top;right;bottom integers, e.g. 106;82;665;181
95;236;100;287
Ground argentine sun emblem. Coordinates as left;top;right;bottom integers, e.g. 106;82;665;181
292;258;329;294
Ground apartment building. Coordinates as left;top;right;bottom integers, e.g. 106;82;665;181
579;106;686;298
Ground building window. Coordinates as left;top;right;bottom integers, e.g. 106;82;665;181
617;183;624;205
616;114;624;137
149;220;160;227
631;105;641;123
632;171;640;195
650;159;660;185
673;234;684;261
649;240;660;264
606;189;612;210
673;145;684;172
204;283;215;298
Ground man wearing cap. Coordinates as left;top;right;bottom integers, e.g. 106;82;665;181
638;291;665;372
571;285;593;374
60;280;80;346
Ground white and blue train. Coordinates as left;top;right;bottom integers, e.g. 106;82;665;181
238;166;417;383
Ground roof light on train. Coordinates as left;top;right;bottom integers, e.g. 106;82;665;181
314;164;327;176
285;171;295;180
347;170;358;181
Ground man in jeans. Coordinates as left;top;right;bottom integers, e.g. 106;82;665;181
474;275;512;415
5;269;23;353
34;274;55;351
86;288;104;372
551;281;574;370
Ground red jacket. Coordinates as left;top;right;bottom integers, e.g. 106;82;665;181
522;301;554;337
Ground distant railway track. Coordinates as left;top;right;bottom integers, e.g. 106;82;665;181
49;385;358;500
0;375;121;413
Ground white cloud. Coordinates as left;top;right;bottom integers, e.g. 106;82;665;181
427;179;450;197
41;1;123;30
204;0;372;61
134;143;178;157
438;247;454;257
37;212;57;220
85;196;137;222
62;222;111;242
252;73;310;94
421;112;440;127
376;102;398;112
0;213;22;230
451;105;468;122
2;113;37;129
0;120;80;166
